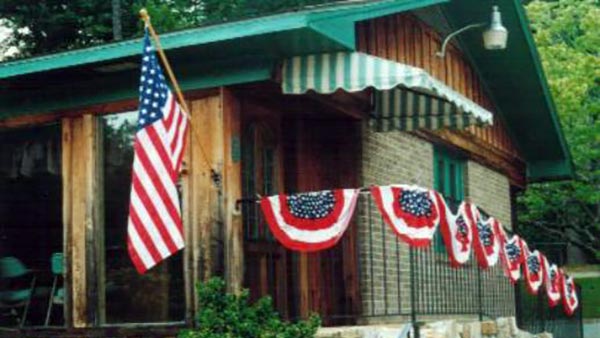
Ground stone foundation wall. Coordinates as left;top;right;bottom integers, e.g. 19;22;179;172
316;317;551;338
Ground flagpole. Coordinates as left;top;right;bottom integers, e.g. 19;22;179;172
139;9;220;185
139;9;191;118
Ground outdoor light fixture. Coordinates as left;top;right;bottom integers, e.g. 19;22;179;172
437;6;508;58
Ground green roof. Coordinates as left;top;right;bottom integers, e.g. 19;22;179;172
0;0;573;181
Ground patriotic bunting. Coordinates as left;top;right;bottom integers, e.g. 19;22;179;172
260;189;359;252
542;256;562;307
436;194;473;267
370;185;440;247
468;204;500;269
523;243;544;294
256;184;578;315
561;273;579;316
501;235;524;283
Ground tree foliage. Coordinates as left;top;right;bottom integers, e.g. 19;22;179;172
0;0;334;58
518;0;600;260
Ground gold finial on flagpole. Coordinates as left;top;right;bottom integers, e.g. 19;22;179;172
139;8;150;23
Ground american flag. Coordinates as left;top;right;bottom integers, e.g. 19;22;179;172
127;30;189;274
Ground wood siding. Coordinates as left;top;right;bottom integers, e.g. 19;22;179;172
357;14;525;185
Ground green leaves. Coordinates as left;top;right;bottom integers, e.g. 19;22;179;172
519;0;600;258
178;278;320;338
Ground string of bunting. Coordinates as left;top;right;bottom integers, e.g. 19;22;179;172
257;184;579;316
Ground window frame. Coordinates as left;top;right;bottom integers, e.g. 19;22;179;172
433;146;466;253
95;111;192;328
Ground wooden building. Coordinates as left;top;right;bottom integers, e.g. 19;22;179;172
0;0;572;336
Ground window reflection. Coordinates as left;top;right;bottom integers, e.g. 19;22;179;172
101;112;184;324
0;124;62;327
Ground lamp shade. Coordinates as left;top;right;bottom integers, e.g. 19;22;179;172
483;6;508;50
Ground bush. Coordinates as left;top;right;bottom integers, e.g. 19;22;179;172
178;277;320;338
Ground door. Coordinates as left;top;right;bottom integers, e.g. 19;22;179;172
241;120;289;318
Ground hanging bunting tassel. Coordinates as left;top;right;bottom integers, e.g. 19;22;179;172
542;256;562;307
370;185;440;247
522;242;544;294
260;189;359;252
561;272;579;316
500;234;524;283
467;204;500;269
435;193;473;267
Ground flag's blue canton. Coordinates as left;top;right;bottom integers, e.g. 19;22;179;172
527;255;540;274
477;220;494;247
287;191;336;219
138;30;168;130
506;241;521;262
399;190;432;217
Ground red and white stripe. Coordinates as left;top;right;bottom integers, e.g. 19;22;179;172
128;93;189;273
561;272;579;316
522;242;544;295
436;194;473;267
542;256;562;307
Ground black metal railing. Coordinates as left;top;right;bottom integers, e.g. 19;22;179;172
240;194;584;338
516;282;583;338
357;194;514;336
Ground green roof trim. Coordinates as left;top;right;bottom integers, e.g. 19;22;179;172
0;0;444;80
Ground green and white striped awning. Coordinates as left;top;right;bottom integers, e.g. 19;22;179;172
281;52;493;132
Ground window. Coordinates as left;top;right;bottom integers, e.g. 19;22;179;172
433;147;465;252
99;112;184;324
242;123;279;242
0;124;63;327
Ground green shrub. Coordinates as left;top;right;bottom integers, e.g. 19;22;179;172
178;277;320;338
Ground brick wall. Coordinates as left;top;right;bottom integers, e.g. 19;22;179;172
357;126;515;322
465;161;513;229
358;127;433;318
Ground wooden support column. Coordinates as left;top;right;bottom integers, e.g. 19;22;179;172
183;91;223;317
221;88;244;293
62;114;98;328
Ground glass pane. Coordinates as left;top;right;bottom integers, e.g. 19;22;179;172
101;112;184;324
0;124;63;327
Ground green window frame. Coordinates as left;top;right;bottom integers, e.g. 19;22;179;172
433;147;466;252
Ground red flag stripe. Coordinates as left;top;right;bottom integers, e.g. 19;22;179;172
129;207;163;262
134;135;184;239
163;95;177;130
130;179;176;254
131;174;180;253
173;123;189;174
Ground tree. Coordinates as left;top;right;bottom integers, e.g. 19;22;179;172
0;0;202;57
0;0;335;58
518;0;600;260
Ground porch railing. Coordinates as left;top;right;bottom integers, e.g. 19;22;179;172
241;194;584;338
516;283;583;338
357;194;514;336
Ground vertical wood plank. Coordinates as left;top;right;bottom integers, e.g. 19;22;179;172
61;118;73;328
386;16;397;62
396;15;406;63
64;114;97;328
376;18;387;58
222;88;244;293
